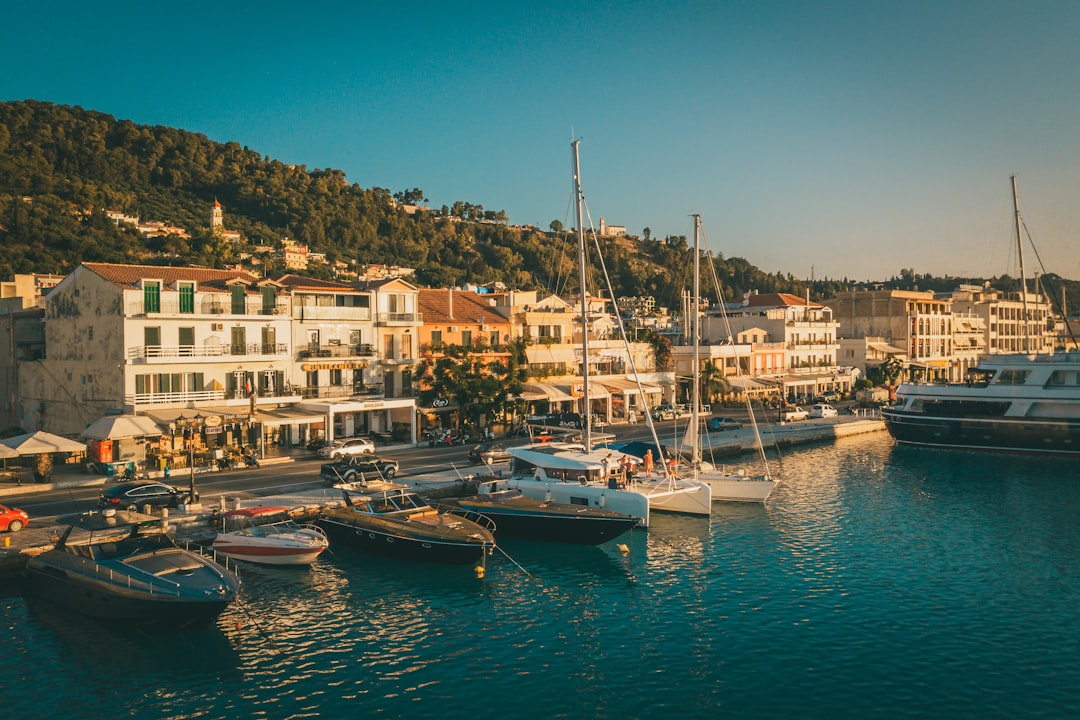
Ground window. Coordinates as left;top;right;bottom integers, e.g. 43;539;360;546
178;327;195;352
430;330;442;346
143;281;161;313
261;326;276;354
231;285;246;314
178;282;195;313
261;286;277;314
144;326;161;348
461;330;473;346
330;368;343;385
231;326;247;355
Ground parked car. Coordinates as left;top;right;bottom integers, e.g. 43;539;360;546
0;503;29;532
779;406;809;422
99;481;181;510
706;416;743;432
468;443;512;464
317;437;376;460
652;403;688;421
809;404;838;419
815;391;840;403
320;456;399;484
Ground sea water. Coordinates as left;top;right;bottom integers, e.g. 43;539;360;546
3;433;1079;719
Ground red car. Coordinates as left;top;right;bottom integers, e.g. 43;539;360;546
0;503;29;532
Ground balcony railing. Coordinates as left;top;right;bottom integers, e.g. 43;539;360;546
128;299;291;317
294;306;373;321
127;343;288;360
126;389;225;406
297;343;377;359
377;312;423;323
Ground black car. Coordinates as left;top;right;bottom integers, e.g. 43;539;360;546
99;481;182;510
707;416;743;432
320;456;399;485
467;443;512;465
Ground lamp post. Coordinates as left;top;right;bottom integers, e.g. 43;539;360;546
188;413;202;504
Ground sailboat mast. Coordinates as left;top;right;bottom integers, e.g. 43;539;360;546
572;139;591;448
1011;175;1030;353
691;214;702;465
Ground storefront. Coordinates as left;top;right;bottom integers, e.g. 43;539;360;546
299;397;418;445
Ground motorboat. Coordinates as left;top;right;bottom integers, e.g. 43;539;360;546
883;352;1080;455
442;481;639;545
24;510;240;629
211;505;329;565
317;480;495;564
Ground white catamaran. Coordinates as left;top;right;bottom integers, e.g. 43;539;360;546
505;139;712;526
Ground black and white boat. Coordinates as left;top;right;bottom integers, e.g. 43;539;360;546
442;481;639;545
317;481;496;564
882;352;1080;455
25;510;240;629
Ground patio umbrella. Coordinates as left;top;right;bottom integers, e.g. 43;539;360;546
0;444;17;459
82;415;162;441
1;431;88;455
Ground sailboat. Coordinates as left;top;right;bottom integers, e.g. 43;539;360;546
504;139;712;527
677;214;777;502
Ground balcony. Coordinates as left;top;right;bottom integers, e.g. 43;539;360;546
126;386;300;409
296;384;385;400
295;306;373;321
127;299;291;317
377;311;423;325
297;343;377;359
127;343;289;362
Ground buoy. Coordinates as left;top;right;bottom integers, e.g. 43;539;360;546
475;565;485;579
617;543;629;554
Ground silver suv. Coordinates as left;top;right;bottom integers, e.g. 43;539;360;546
317;437;376;460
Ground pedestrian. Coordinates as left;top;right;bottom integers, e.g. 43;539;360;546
601;453;613;481
643;449;654;477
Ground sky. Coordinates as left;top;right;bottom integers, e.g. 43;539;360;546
2;1;1079;283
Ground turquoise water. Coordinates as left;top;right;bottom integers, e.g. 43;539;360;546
3;433;1079;719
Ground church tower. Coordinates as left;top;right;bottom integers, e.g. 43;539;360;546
211;198;224;235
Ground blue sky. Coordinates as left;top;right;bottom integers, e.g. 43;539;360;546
3;1;1079;282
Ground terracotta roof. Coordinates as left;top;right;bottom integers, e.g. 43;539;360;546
418;289;509;325
274;274;355;291
82;262;260;290
743;292;820;308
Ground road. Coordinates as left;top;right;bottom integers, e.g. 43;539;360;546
6;409;826;523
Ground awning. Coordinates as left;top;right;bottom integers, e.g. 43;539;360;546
596;378;661;395
525;346;578;365
253;407;326;427
867;341;905;354
82;414;164;440
726;377;774;391
520;382;575;402
2;431;87;455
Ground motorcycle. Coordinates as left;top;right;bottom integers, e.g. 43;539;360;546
243;451;260;468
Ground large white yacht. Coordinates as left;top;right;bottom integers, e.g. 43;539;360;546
882;352;1080;456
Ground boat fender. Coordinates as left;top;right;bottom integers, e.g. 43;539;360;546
475;565;485;579
599;495;606;508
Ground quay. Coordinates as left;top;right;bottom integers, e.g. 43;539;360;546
0;416;885;572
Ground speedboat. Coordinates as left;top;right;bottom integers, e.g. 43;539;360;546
883;351;1080;455
212;506;329;565
24;510;240;629
442;481;639;545
317;481;495;564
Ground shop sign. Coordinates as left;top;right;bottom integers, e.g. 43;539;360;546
204;426;223;435
204;415;222;428
432;398;449;407
300;360;369;372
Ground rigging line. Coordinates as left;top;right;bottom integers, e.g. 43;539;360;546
234;596;290;658
494;543;533;577
1020;218;1078;348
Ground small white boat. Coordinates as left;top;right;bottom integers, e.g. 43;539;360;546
212;506;329;565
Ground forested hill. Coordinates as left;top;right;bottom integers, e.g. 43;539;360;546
0;99;1075;313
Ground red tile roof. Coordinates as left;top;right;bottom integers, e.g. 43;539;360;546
418;289;510;325
82;262;259;290
743;292;820;308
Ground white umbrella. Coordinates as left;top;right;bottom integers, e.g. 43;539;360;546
82;415;163;441
0;444;17;459
1;431;88;455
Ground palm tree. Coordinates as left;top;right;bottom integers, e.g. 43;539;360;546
700;360;731;406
